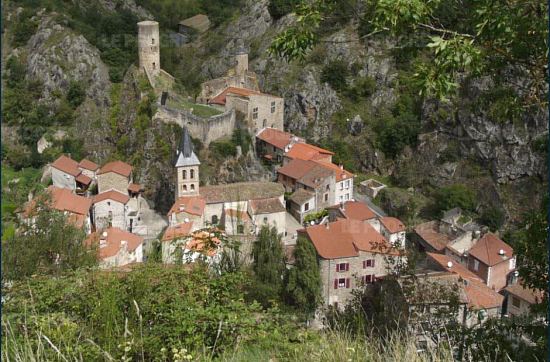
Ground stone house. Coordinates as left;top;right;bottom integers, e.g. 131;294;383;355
51;155;92;193
379;217;406;248
327;200;379;231
425;252;504;323
466;233;515;291
198;49;260;104
288;188;316;224
502;280;543;317
85;227;144;268
255;127;304;163
92;190;135;231
21;186;93;234
299;218;400;307
209;87;284;133
277;159;336;211
316;161;354;203
97;160;133;195
248;197;286;235
78;158;99;181
167;195;206;227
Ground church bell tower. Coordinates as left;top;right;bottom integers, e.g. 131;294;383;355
175;128;200;199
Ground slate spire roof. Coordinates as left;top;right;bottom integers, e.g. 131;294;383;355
175;128;200;167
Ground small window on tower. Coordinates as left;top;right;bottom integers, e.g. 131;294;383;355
152;62;156;69
151;38;155;45
182;170;187;179
183;185;187;191
190;184;195;191
271;101;276;113
190;169;195;179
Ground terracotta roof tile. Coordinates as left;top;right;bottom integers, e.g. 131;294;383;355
97;160;132;177
249;197;285;214
504;281;544;305
380;217;406;233
314;160;353;182
256;128;299;150
330;201;376;221
278;159;333;188
168;196;205;216
51;155;80;176
426;252;482;282
85;227;143;260
75;173;92;186
285;143;333;161
93;190;130;205
303;219;397;259
414;221;451;251
463;279;504;309
78;159;99;171
209;87;261;105
200;182;284;204
162;222;194;241
289;188;315;205
469;233;514;266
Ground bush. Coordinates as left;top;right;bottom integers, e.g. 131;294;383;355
268;0;299;19
11;9;38;47
348;76;377;99
320;60;349;92
478;207;505;231
231;128;252;155
210;140;236;158
435;184;476;214
66;81;86;108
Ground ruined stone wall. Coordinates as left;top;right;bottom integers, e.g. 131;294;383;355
154;106;236;145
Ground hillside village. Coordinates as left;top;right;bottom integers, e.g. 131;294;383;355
16;19;542;336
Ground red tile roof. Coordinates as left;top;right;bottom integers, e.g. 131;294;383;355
256;128;297;150
78;158;99;171
168;196;206;217
209;87;261;105
128;183;143;193
331;201;376;221
22;187;92;221
93;190;130;205
380;217;406;233
277;159;333;187
85;227;143;259
51;155;80;176
414;221;451;251
97;160;132;177
285;143;333;162
504;281;544;305
469;233;514;266
75;173;92;186
426;252;482;282
314;160;353;182
302;219;397;259
162;222;194;241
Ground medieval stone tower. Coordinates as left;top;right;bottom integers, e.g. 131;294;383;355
175;128;200;199
138;20;160;79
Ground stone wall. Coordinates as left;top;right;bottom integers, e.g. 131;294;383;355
93;199;127;230
97;172;130;194
51;168;76;190
154;105;236;145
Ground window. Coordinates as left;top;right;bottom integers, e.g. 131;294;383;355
262;119;267;128
345;180;350;189
151;38;155;44
182;170;187;179
183;185;187;191
362;275;374;284
271;101;276;113
304;202;309;211
212;215;218;224
190;169;195;179
324;193;328;202
107;201;111;206
511;296;521;308
237;224;245;234
340;182;344;191
326;184;330;191
473;259;479;271
252;107;258;119
152;62;156;69
345;193;350;201
263;217;268;223
363;259;375;268
336;263;349;272
339;195;343;202
334;278;350;289
190;184;195;191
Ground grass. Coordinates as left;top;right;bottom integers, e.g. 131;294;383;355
167;97;222;118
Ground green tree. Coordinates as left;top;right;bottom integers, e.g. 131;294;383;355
66;81;86;109
435;184;476;215
284;236;321;315
320;60;349;92
2;193;96;279
251;225;286;306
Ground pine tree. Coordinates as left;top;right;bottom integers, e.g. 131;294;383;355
250;225;286;305
285;235;321;315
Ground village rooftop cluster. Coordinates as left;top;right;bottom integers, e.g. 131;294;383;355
19;19;542;331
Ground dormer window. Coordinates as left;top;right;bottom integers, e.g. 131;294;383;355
151;38;155;45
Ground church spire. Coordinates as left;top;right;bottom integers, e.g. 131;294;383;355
175;128;200;167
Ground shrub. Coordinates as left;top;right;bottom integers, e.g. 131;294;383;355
66;81;86;108
320;60;349;92
11;9;38;47
231;128;252;155
435;184;476;214
348;76;377;99
478;207;505;231
268;0;300;19
210;140;236;158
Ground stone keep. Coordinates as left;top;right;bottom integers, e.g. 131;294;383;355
138;21;160;78
175;128;200;198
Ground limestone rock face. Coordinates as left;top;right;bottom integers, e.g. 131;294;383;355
26;16;111;107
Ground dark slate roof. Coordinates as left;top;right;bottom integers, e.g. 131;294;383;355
175;128;200;167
